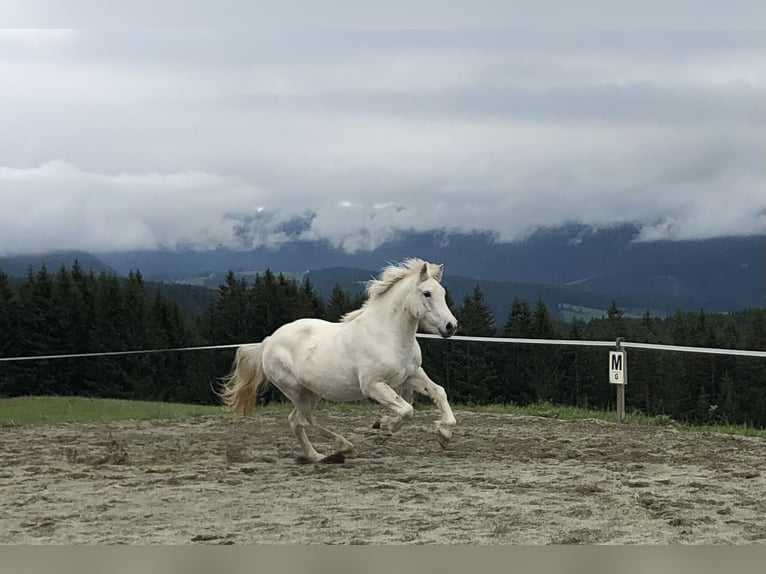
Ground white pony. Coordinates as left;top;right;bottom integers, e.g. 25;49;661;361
221;258;458;463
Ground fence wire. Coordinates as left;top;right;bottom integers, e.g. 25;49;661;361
1;334;765;363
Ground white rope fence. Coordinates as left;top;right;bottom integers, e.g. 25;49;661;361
419;334;766;358
0;343;243;363
1;334;765;363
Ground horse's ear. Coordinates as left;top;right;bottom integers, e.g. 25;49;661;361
419;262;429;282
433;264;444;282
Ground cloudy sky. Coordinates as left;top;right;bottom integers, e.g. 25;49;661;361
1;27;764;255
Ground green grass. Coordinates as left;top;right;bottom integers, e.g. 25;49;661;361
1;397;762;439
0;396;223;428
558;303;607;322
681;422;764;438
461;402;764;438
558;303;651;322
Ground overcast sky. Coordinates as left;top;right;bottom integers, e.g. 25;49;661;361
1;28;764;255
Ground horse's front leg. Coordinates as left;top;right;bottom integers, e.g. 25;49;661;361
360;380;414;433
372;385;414;430
404;368;456;448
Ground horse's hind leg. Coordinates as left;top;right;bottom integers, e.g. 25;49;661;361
288;406;324;463
312;424;356;456
266;349;332;463
287;392;350;463
300;394;355;458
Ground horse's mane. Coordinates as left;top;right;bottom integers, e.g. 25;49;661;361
340;258;442;323
340;307;365;323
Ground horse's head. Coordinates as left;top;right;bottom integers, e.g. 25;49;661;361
409;262;458;338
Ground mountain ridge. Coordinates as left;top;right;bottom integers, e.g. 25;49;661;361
2;225;763;320
0;250;116;277
96;225;766;313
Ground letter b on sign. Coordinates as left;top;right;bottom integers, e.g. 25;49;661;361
609;350;627;385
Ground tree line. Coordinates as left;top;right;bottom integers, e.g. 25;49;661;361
1;263;764;427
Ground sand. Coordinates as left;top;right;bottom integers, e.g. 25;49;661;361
1;408;763;544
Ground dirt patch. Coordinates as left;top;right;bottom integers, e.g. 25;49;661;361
0;409;764;544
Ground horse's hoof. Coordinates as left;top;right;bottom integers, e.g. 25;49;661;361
371;420;381;430
320;452;346;464
437;431;452;450
335;444;358;458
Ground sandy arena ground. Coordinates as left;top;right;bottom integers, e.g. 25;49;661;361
1;408;764;544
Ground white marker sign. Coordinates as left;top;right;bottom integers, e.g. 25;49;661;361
609;350;627;385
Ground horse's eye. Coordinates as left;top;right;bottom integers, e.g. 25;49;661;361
423;291;432;298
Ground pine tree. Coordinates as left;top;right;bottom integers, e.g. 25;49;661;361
504;298;533;338
530;297;559;402
325;284;355;322
533;297;556;339
0;269;17;395
124;271;152;349
450;285;497;403
249;269;294;338
718;371;737;424
293;276;325;319
121;271;150;396
69;260;96;353
88;272;128;397
626;311;663;415
51;265;80;394
0;269;13;356
560;320;599;408
70;263;98;394
148;291;199;401
458;285;495;336
500;298;536;404
664;311;693;419
738;309;766;426
15;265;58;395
687;310;718;423
215;271;250;343
607;299;626;339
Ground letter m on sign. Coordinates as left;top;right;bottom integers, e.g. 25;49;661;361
609;350;627;385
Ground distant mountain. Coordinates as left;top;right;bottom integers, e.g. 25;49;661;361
96;225;765;314
4;226;762;319
0;251;116;277
304;267;680;323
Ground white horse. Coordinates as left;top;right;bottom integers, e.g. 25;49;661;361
221;258;458;463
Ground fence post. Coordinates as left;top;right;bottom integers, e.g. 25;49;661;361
612;337;627;424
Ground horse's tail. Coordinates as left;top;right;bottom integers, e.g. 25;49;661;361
219;341;268;416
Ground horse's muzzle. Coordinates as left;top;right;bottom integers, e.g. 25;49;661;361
440;321;457;338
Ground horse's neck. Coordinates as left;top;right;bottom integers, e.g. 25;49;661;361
357;281;418;346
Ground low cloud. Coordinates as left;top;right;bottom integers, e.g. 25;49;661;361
0;161;282;254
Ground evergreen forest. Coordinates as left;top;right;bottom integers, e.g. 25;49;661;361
1;263;764;427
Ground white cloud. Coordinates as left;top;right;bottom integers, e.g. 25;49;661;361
0;29;763;255
0;161;283;254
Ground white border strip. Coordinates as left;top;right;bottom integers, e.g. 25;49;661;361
1;334;764;362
